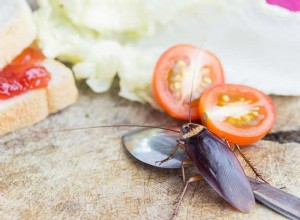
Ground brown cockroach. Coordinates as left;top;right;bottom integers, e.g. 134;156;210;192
56;119;265;217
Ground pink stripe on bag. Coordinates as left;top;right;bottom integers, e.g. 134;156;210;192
267;0;300;11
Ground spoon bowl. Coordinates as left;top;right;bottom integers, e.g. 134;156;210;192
122;127;188;168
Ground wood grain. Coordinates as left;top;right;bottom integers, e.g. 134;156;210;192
0;87;299;219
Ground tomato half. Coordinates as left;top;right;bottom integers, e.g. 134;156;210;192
152;44;224;120
199;84;276;146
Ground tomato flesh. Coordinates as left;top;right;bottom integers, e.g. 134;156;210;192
199;84;276;146
152;44;224;120
0;48;51;100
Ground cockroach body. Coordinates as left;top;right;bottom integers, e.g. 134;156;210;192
178;123;255;213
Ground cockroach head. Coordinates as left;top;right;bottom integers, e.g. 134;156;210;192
180;123;205;140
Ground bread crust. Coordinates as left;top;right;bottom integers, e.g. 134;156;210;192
0;90;48;135
0;60;78;136
43;59;78;113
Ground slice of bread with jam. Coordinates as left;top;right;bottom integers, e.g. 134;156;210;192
0;0;78;135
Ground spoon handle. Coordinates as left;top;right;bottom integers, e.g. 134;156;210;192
248;177;300;220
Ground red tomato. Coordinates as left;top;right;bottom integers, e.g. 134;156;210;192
199;84;276;146
152;44;224;120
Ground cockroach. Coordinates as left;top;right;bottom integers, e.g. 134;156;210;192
56;121;264;217
54;49;266;217
55;112;266;215
164;123;257;215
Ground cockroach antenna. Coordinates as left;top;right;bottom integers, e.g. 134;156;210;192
188;49;202;123
51;124;180;133
188;40;206;123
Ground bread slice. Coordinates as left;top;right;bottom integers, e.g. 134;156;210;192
0;59;78;135
0;90;48;135
43;59;78;113
0;0;36;69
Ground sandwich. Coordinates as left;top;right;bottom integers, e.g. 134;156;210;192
0;0;78;135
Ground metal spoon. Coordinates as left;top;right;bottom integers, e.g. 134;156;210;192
122;128;188;169
122;127;300;220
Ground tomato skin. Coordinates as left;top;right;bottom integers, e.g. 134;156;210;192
152;44;224;120
199;84;276;146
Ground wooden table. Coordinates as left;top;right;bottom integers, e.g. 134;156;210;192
0;86;299;219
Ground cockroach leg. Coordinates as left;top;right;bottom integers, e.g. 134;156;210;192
177;140;185;149
172;175;203;218
223;138;235;151
155;144;179;165
181;160;193;183
155;140;185;165
232;143;268;184
223;137;268;183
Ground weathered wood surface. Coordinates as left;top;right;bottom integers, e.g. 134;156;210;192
0;86;299;219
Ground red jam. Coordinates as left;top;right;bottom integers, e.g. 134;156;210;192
0;48;51;100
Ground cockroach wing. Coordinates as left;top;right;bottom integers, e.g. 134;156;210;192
122;128;188;168
185;129;255;213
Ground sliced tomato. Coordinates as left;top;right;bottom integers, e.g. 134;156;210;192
199;84;276;146
152;44;224;120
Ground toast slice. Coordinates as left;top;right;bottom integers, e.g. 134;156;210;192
0;59;78;135
43;59;78;113
0;0;36;69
